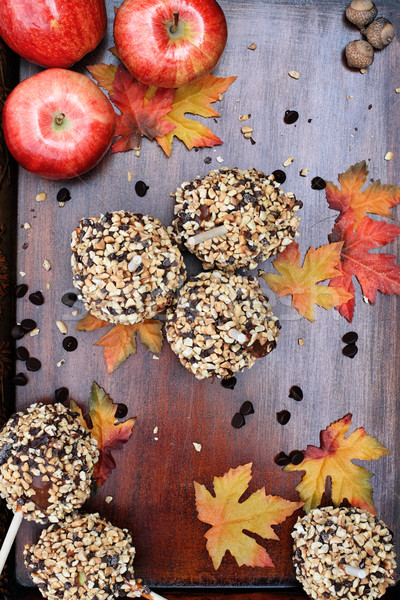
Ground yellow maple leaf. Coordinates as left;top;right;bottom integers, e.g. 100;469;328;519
156;74;237;156
76;312;109;332
194;463;303;569
284;414;390;515
87;63;118;95
262;242;354;321
137;319;163;353
326;160;400;229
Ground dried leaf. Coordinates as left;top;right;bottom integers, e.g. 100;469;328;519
194;463;303;569
328;210;400;321
326;161;400;229
156;74;237;157
137;319;163;353
262;242;354;321
87;63;117;95
284;414;390;515
76;312;109;332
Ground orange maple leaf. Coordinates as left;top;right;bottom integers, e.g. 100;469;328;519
156;74;237;157
87;63;117;95
325;161;400;229
262;242;354;321
76;312;109;332
95;319;163;373
284;414;390;515
70;382;136;487
194;463;303;570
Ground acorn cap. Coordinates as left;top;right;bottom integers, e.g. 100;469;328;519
345;40;374;69
364;17;395;49
345;0;378;29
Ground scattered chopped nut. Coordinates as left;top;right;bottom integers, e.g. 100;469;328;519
58;202;65;208
46;283;50;290
216;156;224;163
248;42;257;50
30;328;40;337
300;168;309;177
283;156;294;167
19;271;25;277
239;114;251;121
288;70;301;79
36;192;47;202
346;95;354;100
127;171;132;182
360;68;368;74
105;496;113;504
193;442;202;452
241;125;253;134
42;259;51;271
298;338;304;346
153;426;159;435
396;88;400;93
384;152;393;161
56;359;65;367
154;437;159;441
23;222;31;230
56;320;68;335
71;309;79;317
135;150;140;157
257;269;265;277
217;92;223;101
152;355;160;360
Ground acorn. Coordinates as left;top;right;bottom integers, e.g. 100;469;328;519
363;17;395;49
345;0;378;29
345;40;374;69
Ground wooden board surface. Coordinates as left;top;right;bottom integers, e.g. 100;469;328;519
11;0;400;592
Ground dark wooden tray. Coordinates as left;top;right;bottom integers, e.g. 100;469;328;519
1;0;400;597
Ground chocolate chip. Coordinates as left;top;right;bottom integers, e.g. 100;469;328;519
29;291;44;306
204;156;212;164
239;401;254;416
289;385;303;402
272;169;286;184
274;451;291;466
342;331;358;344
311;176;326;190
231;413;245;428
284;110;299;124
13;373;28;386
26;357;41;372
57;188;71;203
55;387;69;403
16;346;29;361
11;325;25;340
61;292;77;307
63;336;78;352
342;343;358;358
16;284;28;298
134;181;149;197
276;410;291;425
289;450;304;465
221;376;237;390
115;403;128;419
21;318;37;333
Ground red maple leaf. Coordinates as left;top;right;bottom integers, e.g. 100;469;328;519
328;210;400;321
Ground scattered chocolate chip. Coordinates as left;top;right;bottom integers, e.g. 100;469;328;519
274;451;291;466
57;188;71;203
26;357;42;372
16;347;29;361
221;376;237;390
289;450;304;465
342;343;358;358
16;284;28;298
308;118;312;123
276;410;291;425
231;413;245;429
134;181;149;197
284;110;299;124
204;156;212;164
61;292;78;307
22;242;29;250
115;404;128;419
11;325;25;340
311;176;326;190
29;291;44;306
239;401;254;416
55;387;69;403
13;373;28;386
21;318;37;333
289;385;303;402
63;336;78;352
342;331;358;344
368;104;372;110
272;169;286;184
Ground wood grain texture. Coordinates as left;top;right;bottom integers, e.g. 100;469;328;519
7;0;400;595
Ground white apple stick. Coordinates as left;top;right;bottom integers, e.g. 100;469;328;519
187;225;228;248
0;510;23;575
228;328;247;344
124;578;169;600
128;255;143;272
343;564;367;579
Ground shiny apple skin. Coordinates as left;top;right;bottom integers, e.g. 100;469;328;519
0;0;107;68
3;69;116;180
114;0;228;88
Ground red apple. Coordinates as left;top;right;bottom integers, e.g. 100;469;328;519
0;0;107;68
114;0;228;88
3;69;116;180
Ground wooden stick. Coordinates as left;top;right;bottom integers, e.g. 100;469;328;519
124;579;169;600
343;564;367;579
187;225;228;248
142;591;169;600
0;510;23;575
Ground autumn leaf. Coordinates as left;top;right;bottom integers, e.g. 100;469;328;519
262;242;354;321
194;463;303;569
284;414;390;515
70;382;136;487
156;74;237;157
76;312;109;332
95;319;163;373
326;161;400;229
87;63;117;95
328;209;400;321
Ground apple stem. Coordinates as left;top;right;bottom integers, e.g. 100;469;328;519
55;113;65;126
170;11;179;33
